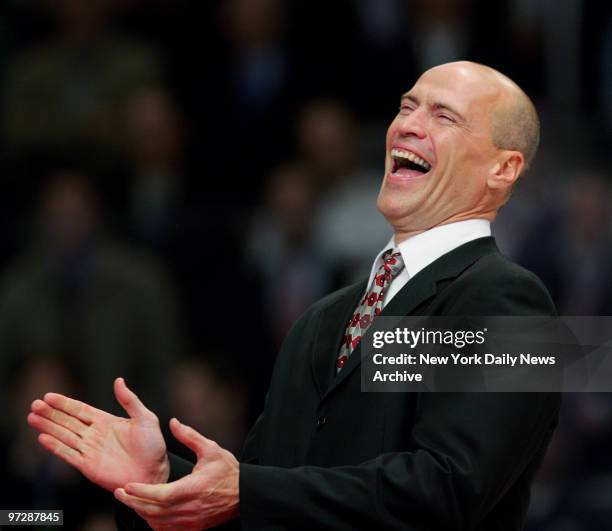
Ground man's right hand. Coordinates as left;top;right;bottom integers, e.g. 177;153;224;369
27;377;170;493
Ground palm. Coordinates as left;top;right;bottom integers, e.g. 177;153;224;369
79;411;167;491
28;378;169;492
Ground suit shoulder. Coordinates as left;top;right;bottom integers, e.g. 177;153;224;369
466;251;549;289
445;251;557;316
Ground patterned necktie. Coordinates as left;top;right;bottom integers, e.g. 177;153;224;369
337;248;405;371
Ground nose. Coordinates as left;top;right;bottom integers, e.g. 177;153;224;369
396;108;427;139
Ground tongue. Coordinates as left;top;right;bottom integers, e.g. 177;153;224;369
394;165;426;178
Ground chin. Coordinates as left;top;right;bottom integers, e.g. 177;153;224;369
377;191;414;223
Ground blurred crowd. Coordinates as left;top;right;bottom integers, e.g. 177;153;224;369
0;0;609;529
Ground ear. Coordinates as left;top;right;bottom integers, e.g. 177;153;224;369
487;151;524;191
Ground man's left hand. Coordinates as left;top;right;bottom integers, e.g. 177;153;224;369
115;418;240;531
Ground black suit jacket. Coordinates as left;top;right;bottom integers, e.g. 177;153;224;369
119;237;561;530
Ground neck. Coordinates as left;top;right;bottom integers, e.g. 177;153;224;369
393;229;425;245
393;212;495;245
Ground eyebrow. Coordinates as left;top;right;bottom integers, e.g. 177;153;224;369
400;93;466;122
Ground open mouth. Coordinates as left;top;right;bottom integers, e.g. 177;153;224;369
391;148;432;176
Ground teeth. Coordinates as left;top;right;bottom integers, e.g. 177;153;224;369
391;148;432;171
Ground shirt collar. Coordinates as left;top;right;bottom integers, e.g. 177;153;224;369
367;219;492;285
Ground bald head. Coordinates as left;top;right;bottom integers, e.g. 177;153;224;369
429;61;540;172
379;60;542;236
490;83;540;172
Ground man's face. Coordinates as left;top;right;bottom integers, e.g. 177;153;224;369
377;64;505;237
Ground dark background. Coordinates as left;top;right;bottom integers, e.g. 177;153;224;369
0;0;610;529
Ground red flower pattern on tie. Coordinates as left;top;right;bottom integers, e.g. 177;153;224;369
337;248;405;371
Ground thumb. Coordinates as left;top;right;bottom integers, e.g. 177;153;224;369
113;377;156;422
170;418;209;460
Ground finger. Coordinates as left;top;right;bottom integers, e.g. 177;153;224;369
43;393;96;424
169;418;210;460
115;490;198;530
114;377;156;422
38;433;83;470
31;399;88;436
124;476;190;504
28;412;82;451
114;488;168;517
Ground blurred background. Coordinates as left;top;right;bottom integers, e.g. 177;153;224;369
0;0;609;529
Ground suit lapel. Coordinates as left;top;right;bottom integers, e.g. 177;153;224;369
321;237;499;401
310;280;367;398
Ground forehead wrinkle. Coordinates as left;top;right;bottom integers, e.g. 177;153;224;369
401;92;465;121
400;92;418;103
404;64;515;140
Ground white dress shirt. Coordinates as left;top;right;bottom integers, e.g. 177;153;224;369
365;219;492;308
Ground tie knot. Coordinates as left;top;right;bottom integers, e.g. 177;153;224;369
381;248;404;278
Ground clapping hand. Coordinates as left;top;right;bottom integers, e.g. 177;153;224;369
115;417;239;530
27;377;169;492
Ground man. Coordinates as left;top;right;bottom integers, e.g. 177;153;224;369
28;61;560;530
